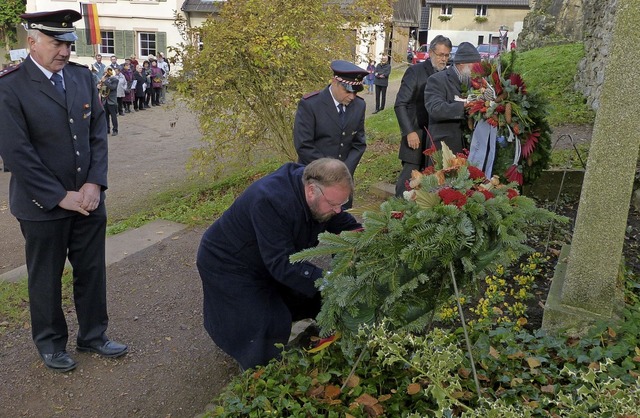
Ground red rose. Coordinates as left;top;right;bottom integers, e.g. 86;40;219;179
438;188;467;208
390;211;404;219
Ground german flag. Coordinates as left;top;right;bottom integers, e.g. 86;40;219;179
81;3;101;45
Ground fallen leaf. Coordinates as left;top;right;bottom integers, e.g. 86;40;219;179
344;374;360;388
406;383;421;395
489;345;500;359
458;367;471;378
355;393;378;406
507;351;525;360
526;357;541;368
378;394;392;402
364;403;384;416
607;327;616;338
588;362;600;370
541;384;555;394
324;385;341;400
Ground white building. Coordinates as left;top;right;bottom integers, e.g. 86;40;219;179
20;0;389;71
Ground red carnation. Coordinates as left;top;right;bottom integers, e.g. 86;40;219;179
477;189;495;200
390;211;404;219
467;165;486;180
506;188;519;199
495;104;505;113
438;187;467;208
422;166;435;175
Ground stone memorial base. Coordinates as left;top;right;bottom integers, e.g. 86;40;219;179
541;244;625;336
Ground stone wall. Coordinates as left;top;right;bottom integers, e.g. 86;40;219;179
576;0;618;110
518;0;618;111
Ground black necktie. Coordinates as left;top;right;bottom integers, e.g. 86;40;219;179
50;73;65;96
338;104;345;125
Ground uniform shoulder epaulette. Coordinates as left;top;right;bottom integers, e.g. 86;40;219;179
354;95;365;101
0;64;21;78
302;89;322;100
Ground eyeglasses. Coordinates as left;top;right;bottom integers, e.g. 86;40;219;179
432;52;451;59
339;82;357;94
315;184;349;210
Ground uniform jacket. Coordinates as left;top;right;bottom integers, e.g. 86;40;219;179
423;65;467;154
199;163;361;298
394;60;437;164
373;62;391;87
293;86;366;176
0;56;108;221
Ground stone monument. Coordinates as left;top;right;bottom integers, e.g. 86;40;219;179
542;0;640;334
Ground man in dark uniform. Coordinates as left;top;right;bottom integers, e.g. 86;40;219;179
0;9;127;372
424;42;481;154
293;60;368;207
197;158;361;370
394;35;452;197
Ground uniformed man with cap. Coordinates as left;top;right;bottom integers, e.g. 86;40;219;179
293;60;368;208
0;9;128;372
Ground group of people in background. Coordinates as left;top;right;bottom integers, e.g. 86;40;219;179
364;57;392;114
91;52;169;136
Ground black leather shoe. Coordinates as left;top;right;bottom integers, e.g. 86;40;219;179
77;340;128;358
41;351;77;372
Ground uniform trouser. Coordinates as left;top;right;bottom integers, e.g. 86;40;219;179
375;85;388;110
19;204;109;355
197;249;321;370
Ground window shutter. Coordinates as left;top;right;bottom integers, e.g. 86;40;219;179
157;32;167;56
124;30;135;58
115;30;126;58
74;29;90;57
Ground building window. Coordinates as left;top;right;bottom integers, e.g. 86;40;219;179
476;5;488;16
441;4;452;15
196;33;204;52
100;31;115;55
139;32;157;57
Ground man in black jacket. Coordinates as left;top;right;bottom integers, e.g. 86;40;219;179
424;42;481;156
0;9;127;373
394;35;452;196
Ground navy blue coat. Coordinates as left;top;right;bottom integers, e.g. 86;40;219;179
0;56;108;221
293;86;366;176
197;163;360;369
423;65;467;154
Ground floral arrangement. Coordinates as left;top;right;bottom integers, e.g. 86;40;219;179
463;56;552;185
404;142;520;207
291;143;566;344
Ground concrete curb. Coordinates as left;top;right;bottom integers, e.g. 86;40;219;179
0;219;187;283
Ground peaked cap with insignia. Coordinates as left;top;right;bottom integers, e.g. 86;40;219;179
331;60;369;93
21;9;82;42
